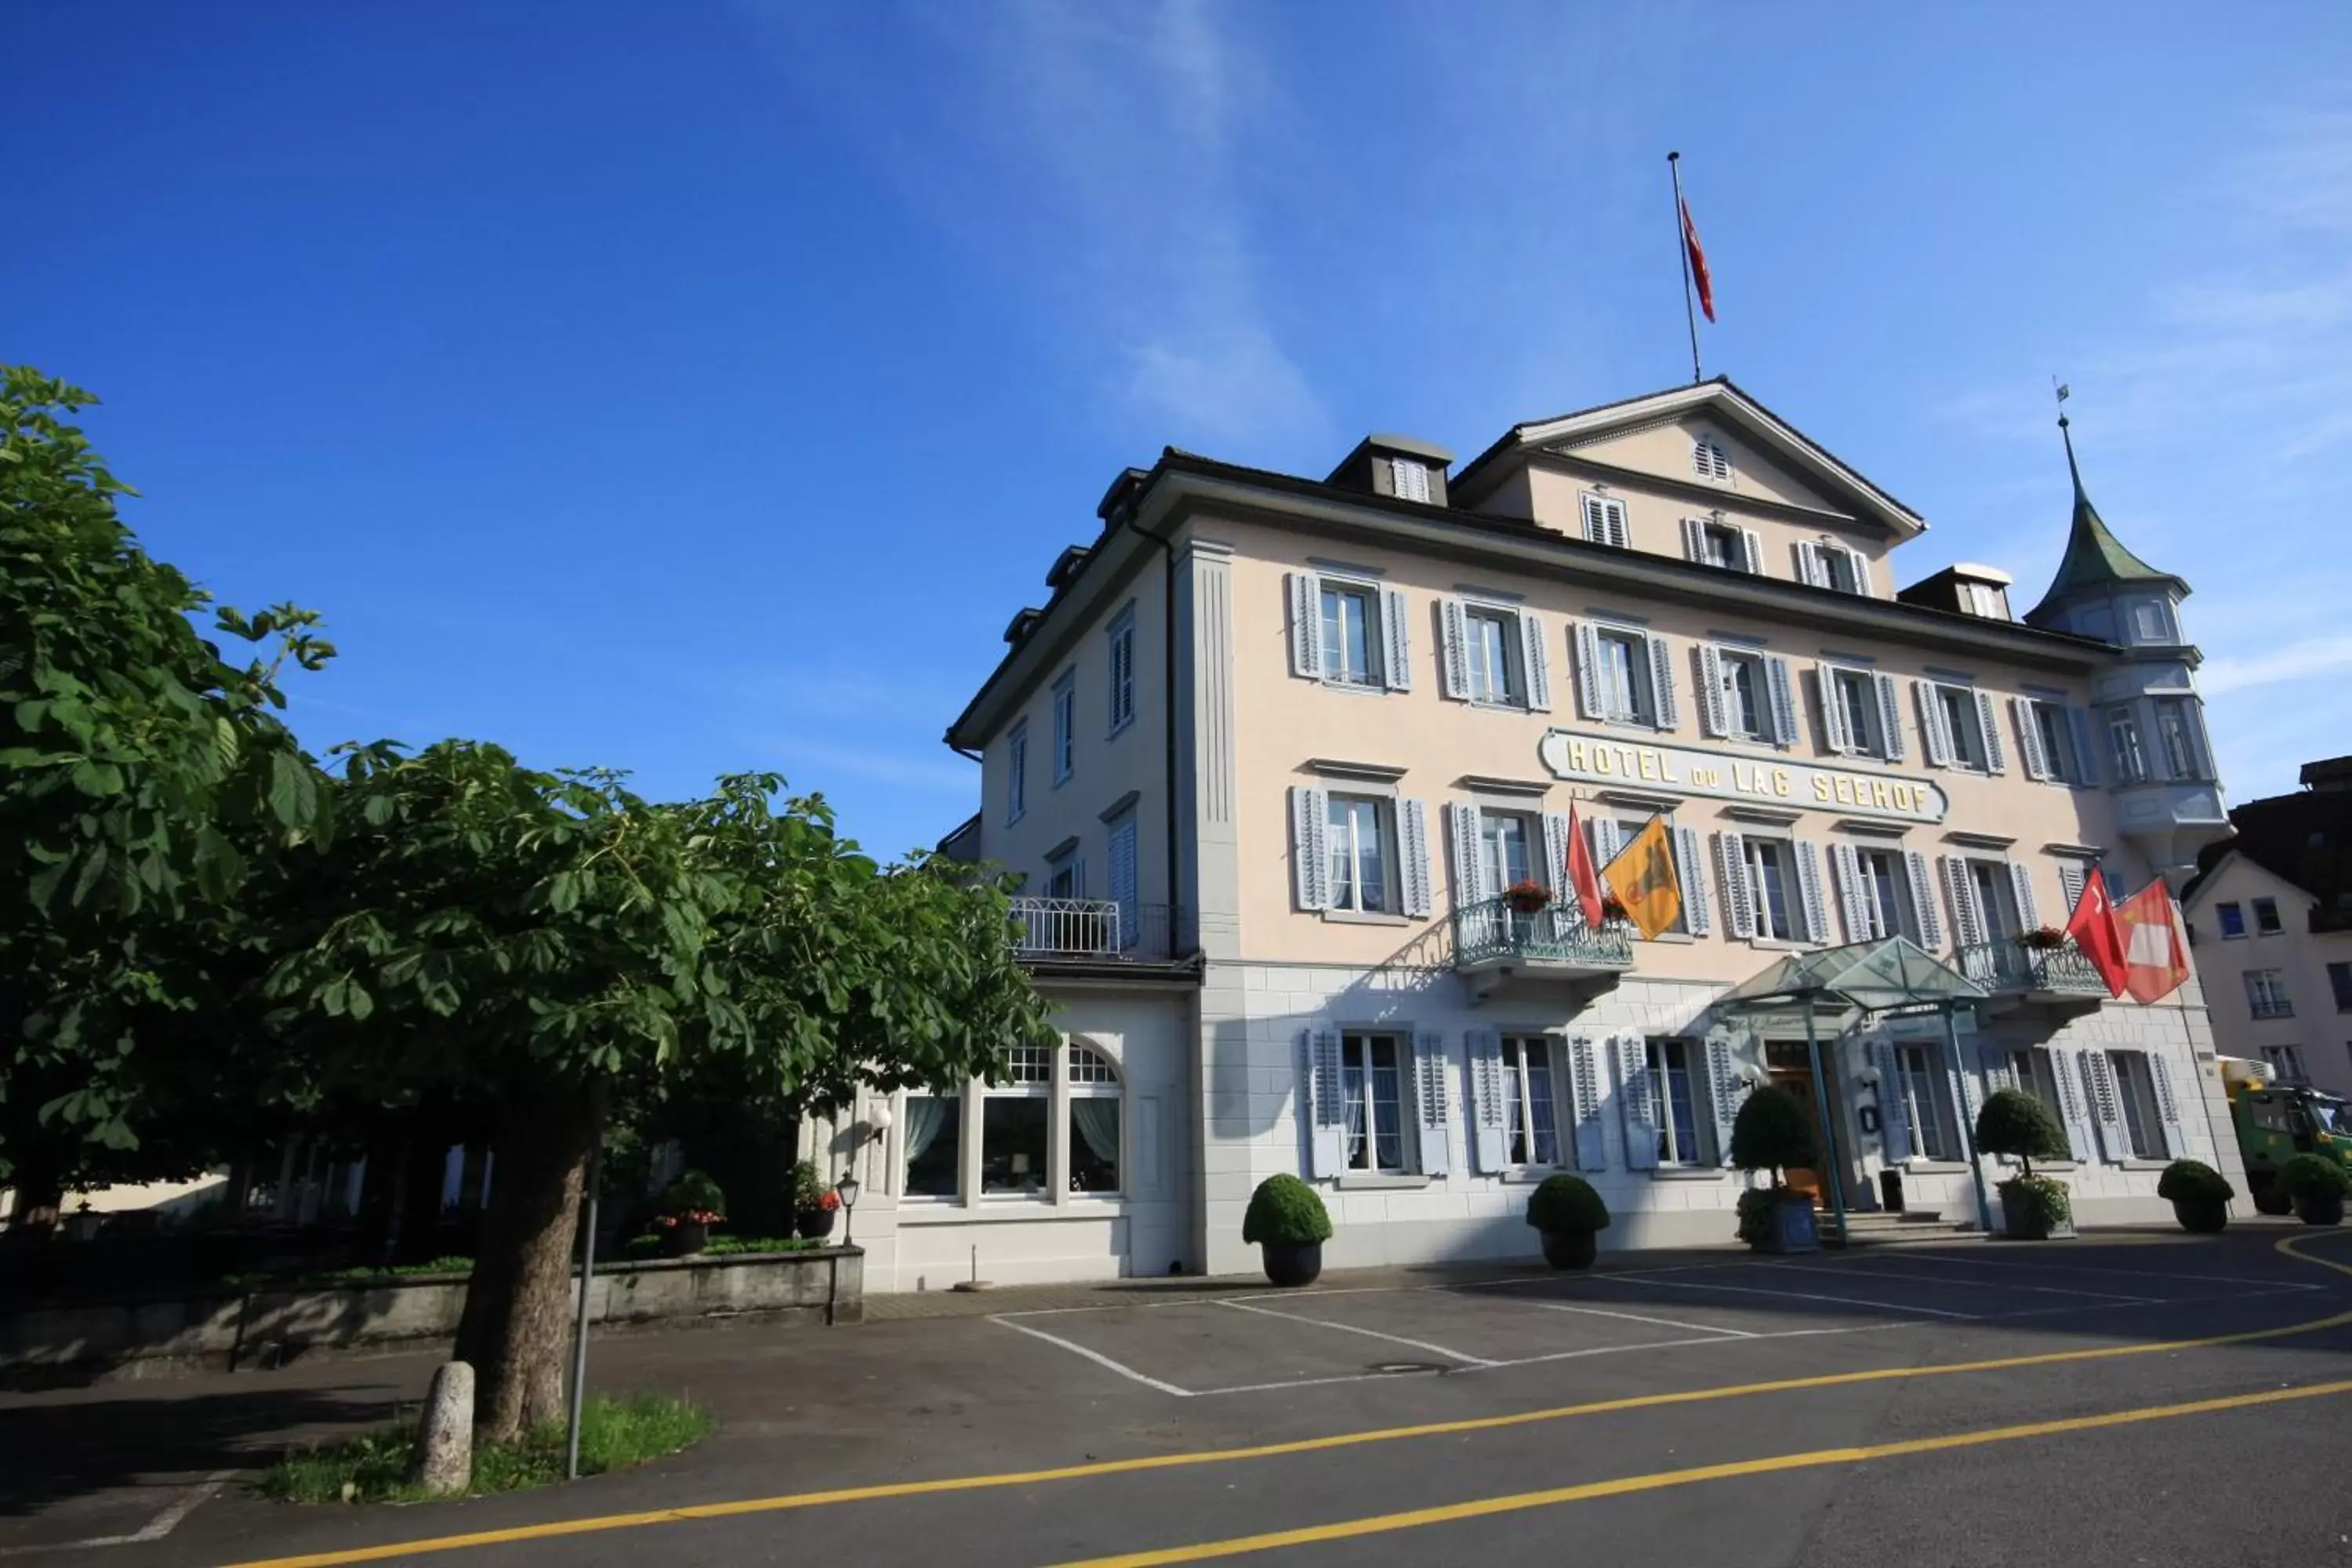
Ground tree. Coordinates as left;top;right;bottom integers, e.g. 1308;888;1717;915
0;367;334;1221
1973;1088;2068;1180
268;753;1056;1439
1728;1083;1818;1187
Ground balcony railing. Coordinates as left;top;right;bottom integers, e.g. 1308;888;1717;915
1452;897;1637;974
1957;937;2112;998
1009;898;1188;964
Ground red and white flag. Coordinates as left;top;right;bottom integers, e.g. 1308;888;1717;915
1562;802;1606;930
1680;198;1716;323
2117;882;2191;1004
2063;869;2128;1000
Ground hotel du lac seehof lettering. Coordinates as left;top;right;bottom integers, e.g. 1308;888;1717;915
1537;728;1949;826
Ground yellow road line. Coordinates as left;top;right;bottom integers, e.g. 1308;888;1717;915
223;1232;2352;1568
1045;1377;2352;1568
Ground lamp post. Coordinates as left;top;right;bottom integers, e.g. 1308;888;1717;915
836;1170;861;1249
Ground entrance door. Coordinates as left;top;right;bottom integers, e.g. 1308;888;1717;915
1765;1041;1843;1209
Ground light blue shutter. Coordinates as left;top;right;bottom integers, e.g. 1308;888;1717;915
1465;1030;1509;1173
1795;540;1827;586
1108;814;1138;949
1872;1039;1912;1163
2013;698;2053;781
1976;1042;2016;1096
1614;1036;1660;1170
1716;831;1755;938
1413;1033;1453;1175
1568;1036;1610;1171
1766;657;1799;749
1521;612;1552;712
1975;689;2008;774
2059;862;2088;913
1382;587;1413;692
1794;840;1829;942
2082;1050;2126;1162
2049;1047;2095;1162
1815;663;1852;752
1573;622;1606;719
1904;851;1944;948
1941;856;1984;947
1831;841;1869;942
2008;862;2040;930
1647;636;1680;729
1875;673;1907;761
1740;528;1763;575
1915;681;1955;767
1704;1036;1742;1167
1399;798;1433;919
1589;816;1624;871
1681;517;1708;561
1288;573;1323;680
1541;812;1571;896
1290;786;1330;910
1299;1029;1347;1178
1449;801;1486;905
1671;825;1711;936
2150;1054;2189;1159
1696;645;1729;737
1439;598;1470;700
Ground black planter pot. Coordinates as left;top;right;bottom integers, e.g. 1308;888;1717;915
795;1206;838;1242
1261;1240;1323;1288
2295;1191;2346;1227
1541;1229;1598;1270
664;1220;710;1258
2171;1197;2228;1234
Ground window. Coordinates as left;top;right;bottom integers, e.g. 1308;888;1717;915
1069;1044;1121;1193
2130;599;2176;643
1936;684;1988;769
1464;606;1523;706
1581;492;1632;548
2246;968;2294;1019
1800;540;1870;595
1827;666;1894;758
1648;1038;1714;1166
1692;434;1731;481
2216;902;2247;939
981;1047;1052;1196
1717;648;1766;739
2328;961;2352;1011
1479;812;1534;899
2023;698;2079;783
1391;456;1432;503
1501;1036;1562;1167
1821;548;1862;594
1962;582;2008;619
2253;896;2283;935
1006;723;1028;824
1595;630;1652;724
903;1093;962;1197
1045;855;1080;899
1853;848;1916;941
1051;671;1076;782
1702;521;1744;568
2262;1044;2309;1084
1341;1033;1408;1173
1327;794;1392;914
1106;609;1136;735
2108;1051;2166;1160
2107;706;2148;784
1744;837;1797;941
1319;582;1384;688
1968;859;2021;942
2003;1047;2067;1125
1895;1044;1958;1161
2154;698;2204;780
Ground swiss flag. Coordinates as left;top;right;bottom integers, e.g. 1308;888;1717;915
1562;802;1606;929
2117;881;2191;1004
1681;198;1716;323
2063;870;2128;1000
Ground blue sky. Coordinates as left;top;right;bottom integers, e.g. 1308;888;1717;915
9;3;2349;858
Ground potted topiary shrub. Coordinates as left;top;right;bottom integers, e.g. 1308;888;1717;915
1729;1083;1820;1254
2155;1160;2234;1234
655;1169;727;1256
1974;1087;2074;1240
1242;1174;1333;1287
1525;1173;1610;1269
793;1160;841;1241
2281;1153;2350;1227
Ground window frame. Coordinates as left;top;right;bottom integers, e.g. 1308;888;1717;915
901;1090;965;1201
1701;520;1744;568
1462;603;1525;707
1005;721;1028;825
2107;1051;2166;1160
2327;960;2352;1012
2154;697;2205;781
1594;627;1655;726
1853;847;1917;942
2026;698;2078;783
1066;1043;1124;1196
1051;670;1076;785
2245;967;2295;1020
1580;491;1632;549
1105;606;1137;738
2003;1046;2067;1131
2252;896;2283;935
1341;1033;1411;1174
1479;811;1536;901
1501;1035;1563;1170
2107;705;2149;784
1647;1037;1715;1167
1829;665;1889;758
1935;683;1988;771
2261;1044;2308;1084
1327;793;1396;916
1966;858;2021;942
1318;579;1385;689
1895;1043;1958;1162
1715;646;1769;741
1692;433;1732;483
2216;902;2247;939
1742;836;1798;942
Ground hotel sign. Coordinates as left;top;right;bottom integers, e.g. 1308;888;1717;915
1537;728;1948;825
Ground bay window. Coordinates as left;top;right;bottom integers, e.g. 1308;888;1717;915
898;1040;1128;1203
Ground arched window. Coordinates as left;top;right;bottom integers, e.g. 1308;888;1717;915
1068;1043;1123;1195
979;1044;1053;1196
1692;433;1731;482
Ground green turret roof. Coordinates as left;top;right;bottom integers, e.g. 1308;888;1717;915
2023;416;2187;627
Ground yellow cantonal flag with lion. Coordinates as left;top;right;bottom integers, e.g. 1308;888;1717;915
1603;815;1682;939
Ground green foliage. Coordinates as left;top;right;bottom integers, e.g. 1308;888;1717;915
659;1170;726;1217
1728;1084;1817;1181
256;1394;712;1504
1241;1174;1332;1246
1525;1173;1610;1234
626;1234;822;1259
2281;1152;2352;1200
1734;1187;1778;1247
792;1159;832;1204
1975;1089;2070;1175
1998;1174;2073;1232
2156;1160;2234;1204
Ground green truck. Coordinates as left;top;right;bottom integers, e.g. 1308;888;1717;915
2222;1057;2352;1213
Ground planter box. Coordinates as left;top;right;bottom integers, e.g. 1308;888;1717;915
0;1247;862;1385
1751;1197;1818;1254
1998;1183;2077;1240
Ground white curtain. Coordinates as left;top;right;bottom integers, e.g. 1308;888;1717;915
902;1096;952;1167
1071;1099;1120;1166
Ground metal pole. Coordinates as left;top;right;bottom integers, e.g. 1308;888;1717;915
1668;151;1703;385
1801;996;1848;1247
564;1121;601;1483
1945;1003;1995;1235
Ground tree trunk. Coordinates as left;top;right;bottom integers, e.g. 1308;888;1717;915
351;1137;405;1267
454;1079;598;1443
391;1130;453;1266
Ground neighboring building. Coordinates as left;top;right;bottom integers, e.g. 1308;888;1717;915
818;379;2241;1291
2183;758;2352;1099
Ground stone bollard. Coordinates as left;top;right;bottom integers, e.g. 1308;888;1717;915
409;1360;475;1495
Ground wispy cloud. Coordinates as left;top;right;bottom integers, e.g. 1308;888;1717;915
2203;635;2352;697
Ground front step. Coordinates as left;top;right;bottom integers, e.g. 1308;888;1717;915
1823;1210;1976;1246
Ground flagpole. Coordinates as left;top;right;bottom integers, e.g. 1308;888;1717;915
1668;151;1702;385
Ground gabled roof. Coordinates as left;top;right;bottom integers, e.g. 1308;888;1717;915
1451;376;1928;540
2024;417;2187;626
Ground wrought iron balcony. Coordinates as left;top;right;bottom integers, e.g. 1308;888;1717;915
1452;896;1636;981
1956;936;2111;1004
1008;898;1189;964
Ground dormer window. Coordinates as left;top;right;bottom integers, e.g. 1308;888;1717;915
1682;516;1760;573
1391;456;1432;503
1796;539;1874;597
1580;492;1632;549
1692;433;1732;482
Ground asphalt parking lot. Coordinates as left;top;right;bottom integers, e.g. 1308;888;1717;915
6;1228;2352;1568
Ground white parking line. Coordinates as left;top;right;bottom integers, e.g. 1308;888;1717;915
1190;1367;1450;1396
1218;1298;1498;1367
1507;1300;1762;1337
992;1285;1416;1319
1822;1251;2328;1291
0;1470;234;1557
1755;1258;2154;1304
1588;1270;1981;1319
991;1316;1196;1396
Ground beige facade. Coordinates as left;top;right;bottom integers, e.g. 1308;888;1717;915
2186;850;2352;1099
844;379;2241;1290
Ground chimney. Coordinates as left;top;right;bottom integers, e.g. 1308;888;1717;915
1326;434;1455;507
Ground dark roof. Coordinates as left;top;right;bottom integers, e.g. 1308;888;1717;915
2024;417;2186;626
2194;779;2352;930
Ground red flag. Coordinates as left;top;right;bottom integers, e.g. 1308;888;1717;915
2117;882;2190;1004
2063;870;2127;1000
1680;198;1715;323
1562;802;1606;929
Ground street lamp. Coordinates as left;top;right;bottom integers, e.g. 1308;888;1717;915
835;1169;861;1248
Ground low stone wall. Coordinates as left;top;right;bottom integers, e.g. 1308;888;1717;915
0;1247;862;1384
